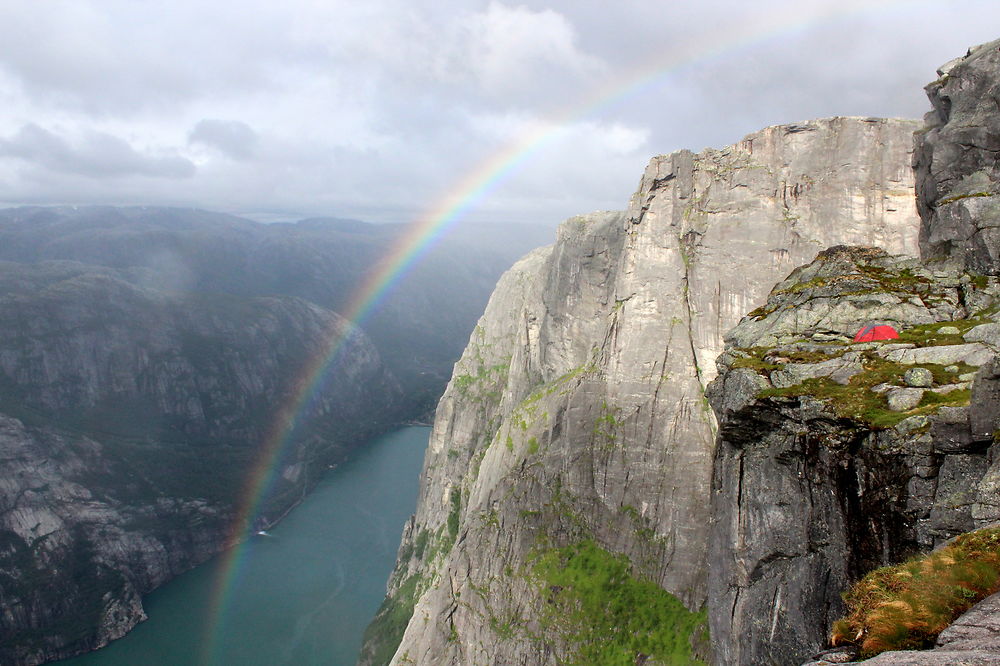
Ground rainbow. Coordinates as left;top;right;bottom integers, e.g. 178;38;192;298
199;0;910;660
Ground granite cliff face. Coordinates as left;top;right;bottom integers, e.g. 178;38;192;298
707;39;1000;666
707;248;999;665
0;261;398;665
362;116;923;665
916;39;1000;274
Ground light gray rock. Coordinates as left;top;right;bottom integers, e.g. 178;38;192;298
365;117;923;666
938;325;961;335
888;387;926;411
965;323;1000;349
879;343;994;367
770;355;864;388
904;367;935;387
932;382;972;394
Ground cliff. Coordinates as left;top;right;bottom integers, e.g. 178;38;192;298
707;246;999;664
0;261;398;665
705;38;1000;665
361;116;923;665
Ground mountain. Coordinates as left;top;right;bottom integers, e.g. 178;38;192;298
0;207;554;414
0;209;550;664
362;40;1000;665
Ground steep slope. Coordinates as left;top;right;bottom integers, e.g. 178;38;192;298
707;247;999;664
707;39;1000;665
362;116;921;664
0;261;398;665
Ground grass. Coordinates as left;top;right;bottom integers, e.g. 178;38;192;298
359;573;424;666
831;528;1000;658
758;354;974;429
529;539;707;665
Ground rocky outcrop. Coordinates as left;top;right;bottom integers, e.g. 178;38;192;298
361;117;922;665
707;246;1000;665
915;38;1000;274
706;40;1000;665
0;261;398;665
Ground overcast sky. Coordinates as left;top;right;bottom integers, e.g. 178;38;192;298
1;1;998;226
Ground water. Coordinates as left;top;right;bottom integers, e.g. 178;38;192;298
61;426;429;666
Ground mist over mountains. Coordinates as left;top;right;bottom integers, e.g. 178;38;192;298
0;205;550;664
0;206;553;413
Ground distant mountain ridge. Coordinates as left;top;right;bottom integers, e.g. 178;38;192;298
0;206;553;413
0;205;551;664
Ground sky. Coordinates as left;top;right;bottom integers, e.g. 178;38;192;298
0;1;998;227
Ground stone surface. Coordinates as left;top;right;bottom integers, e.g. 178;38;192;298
904;367;935;387
888;387;926;410
915;38;1000;275
880;343;994;367
966;323;1000;349
362;117;923;666
707;244;1000;665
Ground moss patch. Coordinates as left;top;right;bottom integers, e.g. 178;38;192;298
759;355;973;429
359;573;424;666
529;539;707;665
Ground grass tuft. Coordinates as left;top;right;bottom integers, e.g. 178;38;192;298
831;528;1000;658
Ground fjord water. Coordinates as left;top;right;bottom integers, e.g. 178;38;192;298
62;426;429;666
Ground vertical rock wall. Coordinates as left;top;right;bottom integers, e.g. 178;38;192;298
916;37;1000;273
362;117;922;665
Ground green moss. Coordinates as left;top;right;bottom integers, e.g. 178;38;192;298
593;400;624;451
897;319;986;347
360;573;425;666
759;355;973;429
447;488;462;542
938;191;994;205
526;436;540;455
529;539;707;665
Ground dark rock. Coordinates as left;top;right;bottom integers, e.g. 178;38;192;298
915;38;1000;274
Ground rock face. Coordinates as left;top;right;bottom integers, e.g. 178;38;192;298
361;117;922;665
706;41;1000;665
0;261;398;665
707;247;1000;665
915;38;1000;274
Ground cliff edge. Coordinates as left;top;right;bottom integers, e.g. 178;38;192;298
362;116;921;665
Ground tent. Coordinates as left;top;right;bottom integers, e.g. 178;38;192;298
853;324;900;342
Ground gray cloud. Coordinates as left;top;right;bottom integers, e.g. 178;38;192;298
0;1;999;225
0;124;195;179
188;119;258;161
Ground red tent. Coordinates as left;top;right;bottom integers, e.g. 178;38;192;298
853;324;899;342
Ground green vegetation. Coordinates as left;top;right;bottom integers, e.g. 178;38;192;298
446;488;462;544
831;528;1000;658
360;573;425;666
896;317;992;347
759;354;974;429
529;539;707;665
593;400;624;450
938;191;994;205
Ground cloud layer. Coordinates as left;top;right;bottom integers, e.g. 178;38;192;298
0;0;998;225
